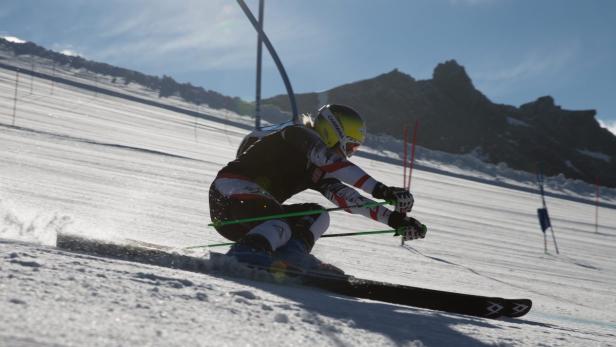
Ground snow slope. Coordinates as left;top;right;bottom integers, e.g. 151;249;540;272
1;61;616;346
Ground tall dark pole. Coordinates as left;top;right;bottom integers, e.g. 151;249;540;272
237;0;298;121
12;69;20;126
30;61;34;94
255;0;264;130
51;63;56;95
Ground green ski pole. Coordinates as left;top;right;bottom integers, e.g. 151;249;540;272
185;228;398;249
208;200;392;228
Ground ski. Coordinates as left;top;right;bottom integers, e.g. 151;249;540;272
56;234;531;319
502;298;533;318
210;253;530;319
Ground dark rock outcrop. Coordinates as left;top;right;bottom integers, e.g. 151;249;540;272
264;60;616;187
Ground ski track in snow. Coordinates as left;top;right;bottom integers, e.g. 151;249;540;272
1;55;616;346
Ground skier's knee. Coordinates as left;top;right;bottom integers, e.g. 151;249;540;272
292;207;330;251
246;219;292;251
310;210;330;238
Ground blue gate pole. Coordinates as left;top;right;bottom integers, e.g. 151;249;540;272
537;170;559;254
537;172;548;254
254;0;264;130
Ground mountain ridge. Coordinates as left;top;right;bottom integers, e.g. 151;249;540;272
0;37;254;116
2;37;613;187
263;61;616;187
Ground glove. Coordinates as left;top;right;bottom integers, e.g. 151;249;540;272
372;183;414;213
387;212;427;241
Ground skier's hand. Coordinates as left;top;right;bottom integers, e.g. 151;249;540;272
388;212;427;241
372;183;414;213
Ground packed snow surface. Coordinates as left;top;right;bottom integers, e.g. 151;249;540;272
1;58;616;346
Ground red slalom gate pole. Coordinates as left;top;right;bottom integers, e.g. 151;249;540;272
401;126;409;246
403;126;408;188
407;120;420;190
595;176;600;234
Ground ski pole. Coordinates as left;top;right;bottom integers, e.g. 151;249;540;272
208;200;392;228
185;228;397;249
321;229;395;238
188;242;234;248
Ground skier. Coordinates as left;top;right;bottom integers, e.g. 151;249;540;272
209;104;427;270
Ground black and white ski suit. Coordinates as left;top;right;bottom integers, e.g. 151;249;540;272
209;124;393;251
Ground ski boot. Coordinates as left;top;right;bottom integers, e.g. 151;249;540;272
274;238;345;276
226;234;273;268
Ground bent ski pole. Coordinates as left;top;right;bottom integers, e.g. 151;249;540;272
208;200;392;228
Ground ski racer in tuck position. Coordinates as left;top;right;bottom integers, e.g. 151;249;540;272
209;104;427;270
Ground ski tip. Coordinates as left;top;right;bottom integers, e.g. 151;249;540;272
505;299;533;318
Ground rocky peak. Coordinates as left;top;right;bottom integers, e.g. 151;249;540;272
372;68;416;85
535;95;556;108
432;60;474;91
520;96;559;114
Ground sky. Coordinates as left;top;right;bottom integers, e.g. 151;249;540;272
2;0;615;133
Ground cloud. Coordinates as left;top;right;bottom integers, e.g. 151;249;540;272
88;1;319;71
475;43;580;83
51;43;83;58
60;49;81;57
598;119;616;136
2;36;26;44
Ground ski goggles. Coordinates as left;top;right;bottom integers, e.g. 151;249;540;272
344;140;361;157
319;107;362;158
